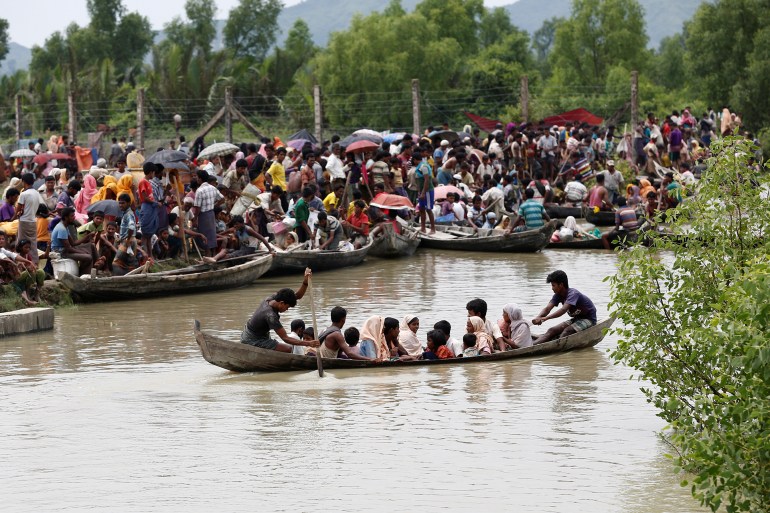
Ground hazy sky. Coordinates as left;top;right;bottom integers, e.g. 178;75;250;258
5;0;515;48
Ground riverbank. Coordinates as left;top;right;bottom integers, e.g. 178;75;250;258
0;281;73;313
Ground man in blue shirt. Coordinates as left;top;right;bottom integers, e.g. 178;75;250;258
51;207;102;275
532;270;598;343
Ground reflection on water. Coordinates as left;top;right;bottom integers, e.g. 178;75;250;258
0;249;700;512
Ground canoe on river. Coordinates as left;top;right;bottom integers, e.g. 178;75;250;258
418;222;555;252
369;223;420;258
545;204;583;219
59;253;274;301
584;210;616;226
194;317;614;373
268;239;373;274
546;236;604;249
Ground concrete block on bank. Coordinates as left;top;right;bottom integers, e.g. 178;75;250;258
0;308;55;337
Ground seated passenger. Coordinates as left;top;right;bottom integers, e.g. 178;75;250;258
466;316;494;355
421;329;454;360
462;334;479;357
316;306;372;360
398;316;423;357
498;303;533;349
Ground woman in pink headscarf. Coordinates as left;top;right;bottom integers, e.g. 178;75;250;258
74;174;98;214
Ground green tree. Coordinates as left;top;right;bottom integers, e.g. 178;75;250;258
532;17;561;77
224;0;283;60
731;26;770;130
415;0;484;55
0;18;9;64
164;0;217;58
549;0;649;88
652;34;686;91
610;138;770;512
478;7;514;48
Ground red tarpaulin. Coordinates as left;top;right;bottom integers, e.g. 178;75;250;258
542;108;604;127
464;111;502;132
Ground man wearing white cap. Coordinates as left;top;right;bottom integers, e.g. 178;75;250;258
433;139;449;167
602;160;625;205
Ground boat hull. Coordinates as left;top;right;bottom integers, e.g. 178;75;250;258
545;205;583;219
418;223;554;252
268;241;372;274
59;254;273;301
584;210;616;226
369;224;420;258
195;318;614;373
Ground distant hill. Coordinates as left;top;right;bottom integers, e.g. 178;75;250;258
275;0;421;47
0;42;32;76
504;0;703;48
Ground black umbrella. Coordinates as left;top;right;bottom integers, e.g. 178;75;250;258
286;129;318;145
145;149;189;166
427;130;460;143
88;200;122;218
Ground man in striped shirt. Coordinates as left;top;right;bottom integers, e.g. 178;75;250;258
506;188;551;234
602;204;639;250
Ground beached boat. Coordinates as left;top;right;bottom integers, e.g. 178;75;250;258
584;210;616;226
369;223;420;258
545;204;583;219
59;254;273;301
194;317;614;373
268;239;373;274
417;222;554;252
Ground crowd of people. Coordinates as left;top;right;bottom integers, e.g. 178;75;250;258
243;269;597;360
0;104;759;305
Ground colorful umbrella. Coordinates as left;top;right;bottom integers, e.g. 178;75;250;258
33;152;72;165
370;193;415;210
340;133;381;146
434;185;466;200
346;140;380;153
352;129;383;143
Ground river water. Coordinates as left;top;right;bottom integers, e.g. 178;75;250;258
0;248;702;512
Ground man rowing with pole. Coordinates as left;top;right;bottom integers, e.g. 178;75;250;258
241;268;320;353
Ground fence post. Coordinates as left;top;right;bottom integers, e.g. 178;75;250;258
411;79;421;136
225;87;233;143
520;76;529;123
136;87;145;152
67;92;76;142
631;70;639;129
14;95;21;142
313;84;323;144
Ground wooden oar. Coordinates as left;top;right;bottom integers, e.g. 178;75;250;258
309;274;324;377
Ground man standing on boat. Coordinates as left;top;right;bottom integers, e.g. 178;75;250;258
241;268;320;353
532;270;597;343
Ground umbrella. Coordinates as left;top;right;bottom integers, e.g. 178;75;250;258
287;139;316;151
9;149;36;158
467;148;487;164
370;193;414;210
352;129;383;143
145;149;188;166
197;142;240;161
427;130;459;143
346;140;380;153
434;185;466;200
158;161;189;171
340;133;381;147
382;132;419;144
33;152;72;165
87;200;122;218
286;129;318;145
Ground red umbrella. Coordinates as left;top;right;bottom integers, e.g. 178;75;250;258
370;193;414;210
434;185;466;200
33;152;72;165
346;140;380;153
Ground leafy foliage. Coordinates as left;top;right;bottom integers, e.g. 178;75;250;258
0;18;9;64
609;138;770;512
224;0;283;60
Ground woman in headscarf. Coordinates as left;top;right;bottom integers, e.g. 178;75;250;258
398;315;423;356
92;175;118;204
116;174;136;207
466;316;494;355
227;151;245;171
359;316;390;360
74;174;98;214
498;304;533;349
638;178;656;200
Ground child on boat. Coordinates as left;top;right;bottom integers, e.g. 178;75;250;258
422;330;455;360
462;334;479;357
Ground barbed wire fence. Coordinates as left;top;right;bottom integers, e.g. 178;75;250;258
2;72;640;157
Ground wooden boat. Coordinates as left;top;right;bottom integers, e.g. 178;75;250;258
547;237;604;249
418;222;555;252
194;317;614;373
59;254;273;301
584;209;616;226
545;204;583;219
268;239;373;274
369;223;420;258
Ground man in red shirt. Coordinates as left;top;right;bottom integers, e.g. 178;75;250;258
342;200;370;248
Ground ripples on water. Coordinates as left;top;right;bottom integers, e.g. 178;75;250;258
0;249;701;512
